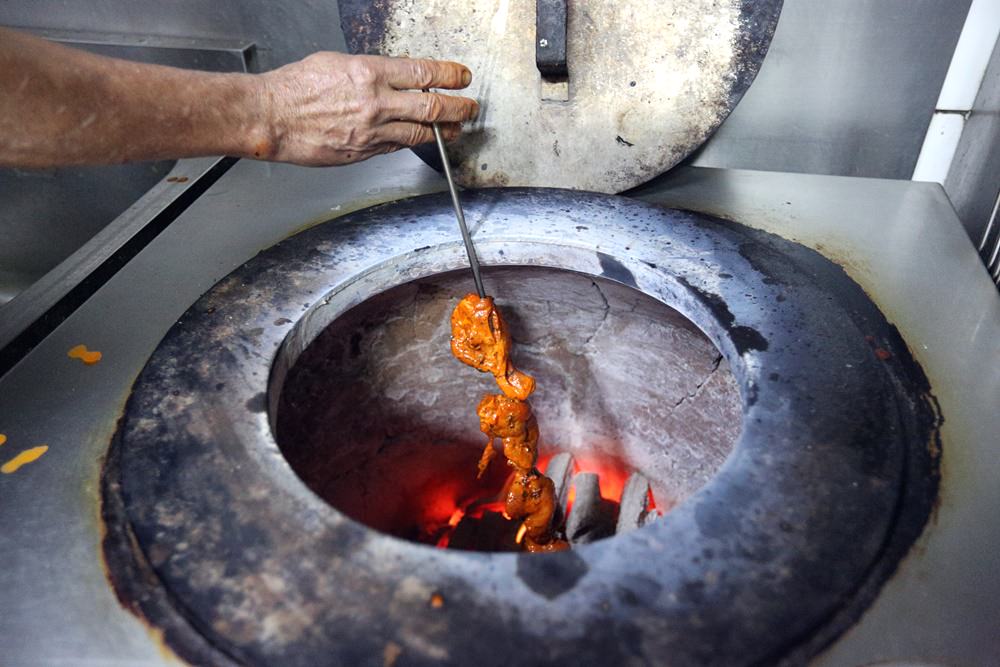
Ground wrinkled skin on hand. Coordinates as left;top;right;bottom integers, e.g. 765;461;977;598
259;52;479;166
450;294;535;400
0;27;480;169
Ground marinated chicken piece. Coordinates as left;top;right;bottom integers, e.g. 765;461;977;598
505;468;569;553
476;393;539;475
449;293;566;552
450;294;535;400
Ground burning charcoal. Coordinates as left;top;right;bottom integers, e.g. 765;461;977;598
616;472;653;535
565;472;618;544
448;511;520;552
544;452;575;528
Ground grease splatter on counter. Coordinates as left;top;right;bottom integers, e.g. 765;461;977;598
68;344;102;365
2;445;48;474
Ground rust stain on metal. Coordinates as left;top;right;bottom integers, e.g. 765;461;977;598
96;491;190;667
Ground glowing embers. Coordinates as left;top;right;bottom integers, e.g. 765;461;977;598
435;453;665;551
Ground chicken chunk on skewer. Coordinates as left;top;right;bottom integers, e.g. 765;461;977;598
476;393;567;551
450;293;567;552
476;393;539;476
450;294;535;400
505;467;569;553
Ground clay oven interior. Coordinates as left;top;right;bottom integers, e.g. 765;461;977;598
273;266;742;549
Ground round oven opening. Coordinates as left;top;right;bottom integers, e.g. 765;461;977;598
273;265;742;551
105;190;941;666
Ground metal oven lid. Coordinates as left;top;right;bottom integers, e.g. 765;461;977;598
339;0;783;193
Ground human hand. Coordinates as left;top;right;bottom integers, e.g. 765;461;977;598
255;52;479;166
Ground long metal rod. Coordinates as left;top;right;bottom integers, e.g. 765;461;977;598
429;119;486;298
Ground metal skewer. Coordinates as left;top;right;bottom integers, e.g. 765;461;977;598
427;104;486;298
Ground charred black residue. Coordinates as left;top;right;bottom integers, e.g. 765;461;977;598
738;240;797;287
730;0;784;100
245;392;267;413
676;276;768;354
516;551;588;600
100;418;242;666
338;0;394;55
349;331;363;358
597;252;638;288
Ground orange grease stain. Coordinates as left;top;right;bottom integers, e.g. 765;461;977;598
68;344;102;365
1;445;48;474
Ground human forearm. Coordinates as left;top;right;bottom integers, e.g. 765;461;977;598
0;28;267;167
0;28;478;168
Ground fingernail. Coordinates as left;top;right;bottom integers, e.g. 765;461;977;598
462;68;472;87
471;101;481;119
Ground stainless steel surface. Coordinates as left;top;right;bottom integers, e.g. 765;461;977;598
41;28;257;72
0;31;253;307
0;160;173;305
0;157;229;357
946;35;1000;280
0;2;346;72
430;119;485;297
0;153;446;666
633;169;1000;663
691;0;973;179
0;159;997;666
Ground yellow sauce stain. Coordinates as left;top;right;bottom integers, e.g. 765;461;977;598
68;344;102;365
0;433;6;446
1;445;49;474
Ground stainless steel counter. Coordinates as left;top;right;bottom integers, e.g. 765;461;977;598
0;156;997;666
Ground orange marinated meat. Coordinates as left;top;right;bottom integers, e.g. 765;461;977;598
450;294;535;400
476;393;539;475
450;293;567;552
505;468;568;553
